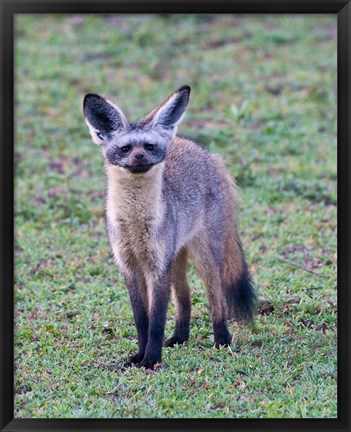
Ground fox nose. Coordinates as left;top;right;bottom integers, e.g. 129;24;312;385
134;153;144;161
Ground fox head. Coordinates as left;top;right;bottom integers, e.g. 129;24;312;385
83;85;190;174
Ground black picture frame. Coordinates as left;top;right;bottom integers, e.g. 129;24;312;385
1;1;350;431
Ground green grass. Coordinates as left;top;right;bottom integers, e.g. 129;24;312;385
14;14;337;418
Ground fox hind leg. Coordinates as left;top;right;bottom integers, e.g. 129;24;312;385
165;248;191;348
204;270;232;348
189;239;232;348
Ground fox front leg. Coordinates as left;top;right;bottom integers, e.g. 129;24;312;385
137;270;172;369
125;272;149;365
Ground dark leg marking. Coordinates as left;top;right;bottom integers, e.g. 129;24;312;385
137;270;172;369
124;272;148;366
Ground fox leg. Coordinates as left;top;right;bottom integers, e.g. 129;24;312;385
203;270;232;347
137;270;172;369
124;271;149;365
165;248;191;347
190;239;232;347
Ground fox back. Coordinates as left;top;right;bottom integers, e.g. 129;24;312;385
83;85;256;369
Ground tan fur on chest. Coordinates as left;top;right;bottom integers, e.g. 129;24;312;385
106;163;166;276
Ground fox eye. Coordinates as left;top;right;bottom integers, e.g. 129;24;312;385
144;143;155;151
121;145;131;153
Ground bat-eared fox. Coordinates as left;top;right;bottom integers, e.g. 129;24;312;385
83;85;256;369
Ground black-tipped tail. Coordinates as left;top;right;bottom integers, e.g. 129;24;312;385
224;269;257;323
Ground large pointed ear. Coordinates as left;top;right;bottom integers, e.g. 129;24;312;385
83;94;128;144
149;85;191;129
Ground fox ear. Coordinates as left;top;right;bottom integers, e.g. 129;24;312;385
151;85;191;129
83;94;128;144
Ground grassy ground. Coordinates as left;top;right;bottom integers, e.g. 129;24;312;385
14;14;337;418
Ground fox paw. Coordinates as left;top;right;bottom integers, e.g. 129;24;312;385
126;352;144;366
215;334;232;349
137;356;161;370
165;335;188;348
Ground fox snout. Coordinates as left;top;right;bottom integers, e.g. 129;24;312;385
126;149;154;173
134;152;145;161
106;145;154;173
129;148;148;165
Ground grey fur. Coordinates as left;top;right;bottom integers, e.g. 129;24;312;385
83;85;256;369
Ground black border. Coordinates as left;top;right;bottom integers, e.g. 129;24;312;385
1;1;350;431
